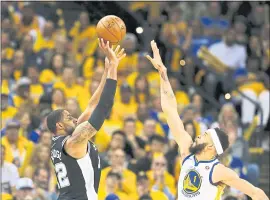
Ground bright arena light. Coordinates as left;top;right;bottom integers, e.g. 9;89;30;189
180;60;186;66
136;27;143;34
225;93;231;100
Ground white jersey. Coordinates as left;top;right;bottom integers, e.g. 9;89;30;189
178;154;225;200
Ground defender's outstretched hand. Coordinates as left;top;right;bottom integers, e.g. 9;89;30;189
98;38;126;68
146;40;166;72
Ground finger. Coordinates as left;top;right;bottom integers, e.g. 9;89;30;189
114;45;120;55
145;55;154;63
117;48;125;57
106;41;110;49
118;53;126;60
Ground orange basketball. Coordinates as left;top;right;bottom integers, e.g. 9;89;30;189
96;15;126;45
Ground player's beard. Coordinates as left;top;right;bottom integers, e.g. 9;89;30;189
66;126;75;135
189;142;207;155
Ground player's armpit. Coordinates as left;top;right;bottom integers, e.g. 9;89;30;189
212;164;269;200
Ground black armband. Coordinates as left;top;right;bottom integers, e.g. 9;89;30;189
88;79;117;130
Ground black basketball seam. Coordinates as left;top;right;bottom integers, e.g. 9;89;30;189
100;20;119;44
111;17;122;40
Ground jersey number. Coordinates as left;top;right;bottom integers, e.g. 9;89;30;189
55;162;70;188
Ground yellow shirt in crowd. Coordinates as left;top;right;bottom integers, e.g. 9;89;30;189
1;136;33;167
30;84;44;104
110;100;138;121
100;167;137;195
33;30;55;52
1;107;18;129
53;81;84;99
146;170;176;196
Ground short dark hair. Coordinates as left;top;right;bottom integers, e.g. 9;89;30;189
107;171;121;180
46;109;64;133
214;128;229;153
149;135;166;144
124;117;136;124
112;130;126;140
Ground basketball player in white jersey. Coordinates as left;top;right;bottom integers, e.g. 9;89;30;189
146;40;269;200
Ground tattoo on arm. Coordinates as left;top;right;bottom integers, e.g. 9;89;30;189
71;122;97;144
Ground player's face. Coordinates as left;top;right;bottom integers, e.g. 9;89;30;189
61;110;77;135
190;131;213;154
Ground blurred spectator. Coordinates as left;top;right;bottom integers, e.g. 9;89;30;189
111;84;137;121
123;118;146;159
200;2;229;39
17;4;46;37
69;12;98;59
20;34;38;68
15;177;47;200
126;55;160;95
1;31;14;60
51;88;66;110
117;33;139;77
99;149;137;197
98;171;128;200
12;77;34;109
33;167;54;197
65;98;81;119
1;61;16;95
232;68;270;126
139;118;164;142
1;91;17;129
27;66;44;105
1;144;20;196
146;154;176;199
53;67;84;99
31;21;56;53
169;76;190;113
13;50;25;81
208;28;247;69
39;53;65;86
1;120;33;168
132;135;166;174
135;171;168;200
248;3;267;31
149;95;169;135
23;144;51;179
233;15;248;45
134;75;151;104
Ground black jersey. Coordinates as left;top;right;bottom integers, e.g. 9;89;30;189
50;136;101;200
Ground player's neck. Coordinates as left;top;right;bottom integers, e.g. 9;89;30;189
195;152;216;162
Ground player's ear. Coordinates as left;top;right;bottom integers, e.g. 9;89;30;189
56;122;64;130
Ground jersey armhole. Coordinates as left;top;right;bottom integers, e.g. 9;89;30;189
182;154;193;166
61;136;70;156
209;162;220;186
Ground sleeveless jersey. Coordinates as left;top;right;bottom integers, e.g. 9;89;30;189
178;154;224;200
51;136;101;200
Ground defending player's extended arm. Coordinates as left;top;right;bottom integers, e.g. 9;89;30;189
146;40;193;159
77;67;108;125
159;69;193;158
213;164;269;200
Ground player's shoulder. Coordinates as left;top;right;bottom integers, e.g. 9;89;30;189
51;135;69;148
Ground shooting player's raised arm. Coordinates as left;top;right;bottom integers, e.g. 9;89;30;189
65;40;126;158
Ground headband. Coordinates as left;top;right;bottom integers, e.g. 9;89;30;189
208;129;224;155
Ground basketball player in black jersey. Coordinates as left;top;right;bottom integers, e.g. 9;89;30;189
46;39;126;200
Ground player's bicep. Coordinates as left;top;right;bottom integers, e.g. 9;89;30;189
166;110;193;156
212;164;239;185
67;121;97;146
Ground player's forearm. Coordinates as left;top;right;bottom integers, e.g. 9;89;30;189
226;178;259;198
88;68;108;107
107;66;117;80
159;68;178;113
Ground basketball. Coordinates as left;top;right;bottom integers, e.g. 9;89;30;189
96;15;126;45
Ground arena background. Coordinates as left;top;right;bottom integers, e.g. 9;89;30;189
1;1;269;200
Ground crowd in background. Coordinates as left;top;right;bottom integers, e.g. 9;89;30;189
1;2;269;200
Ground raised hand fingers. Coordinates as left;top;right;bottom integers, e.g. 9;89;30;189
114;45;120;55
